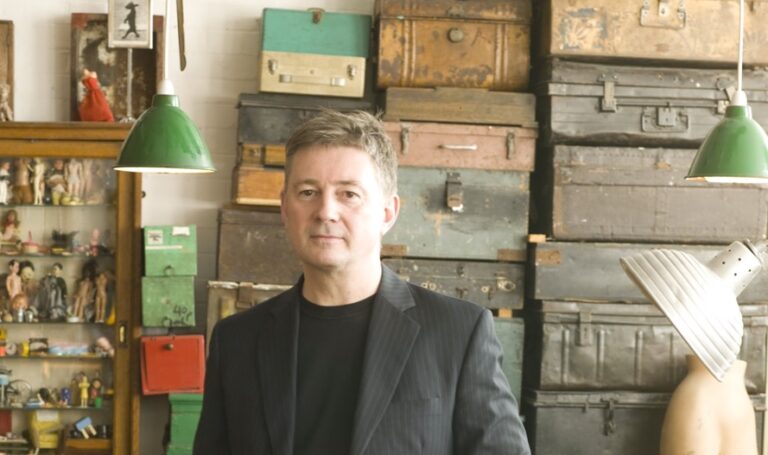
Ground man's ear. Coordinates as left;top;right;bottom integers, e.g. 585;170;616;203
381;194;400;236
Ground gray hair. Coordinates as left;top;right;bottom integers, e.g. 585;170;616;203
284;110;398;197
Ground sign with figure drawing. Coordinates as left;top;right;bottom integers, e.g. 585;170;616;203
108;0;153;48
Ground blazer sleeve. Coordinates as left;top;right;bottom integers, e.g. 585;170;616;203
452;309;531;454
193;324;231;455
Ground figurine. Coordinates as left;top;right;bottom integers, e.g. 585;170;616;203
12;158;32;205
64;159;84;205
87;228;104;256
32;158;46;205
10;294;28;322
78;69;114;122
37;263;68;321
5;259;20;302
0;83;12;122
89;377;103;407
0;209;19;244
94;336;114;358
93;272;108;323
70;278;93;322
85;160;107;205
0;161;10;205
60;387;71;407
45;159;67;206
81;159;94;204
77;374;89;408
19;260;38;302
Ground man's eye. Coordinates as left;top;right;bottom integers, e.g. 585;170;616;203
343;191;360;199
298;189;315;197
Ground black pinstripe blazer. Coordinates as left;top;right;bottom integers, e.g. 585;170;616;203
193;265;530;455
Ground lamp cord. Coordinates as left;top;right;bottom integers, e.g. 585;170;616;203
738;0;744;94
164;0;170;82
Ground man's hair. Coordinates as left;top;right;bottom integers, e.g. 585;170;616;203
284;110;398;197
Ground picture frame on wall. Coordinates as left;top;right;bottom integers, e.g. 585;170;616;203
108;0;153;49
0;20;14;116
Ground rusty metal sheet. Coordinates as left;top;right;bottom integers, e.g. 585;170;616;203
533;145;768;242
383;258;525;309
384;167;530;261
540;0;768;65
529;241;768;304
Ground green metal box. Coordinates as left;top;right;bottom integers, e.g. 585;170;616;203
262;8;371;57
495;317;524;403
142;276;195;327
143;225;197;277
167;393;203;453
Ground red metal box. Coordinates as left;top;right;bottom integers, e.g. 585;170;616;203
141;335;205;395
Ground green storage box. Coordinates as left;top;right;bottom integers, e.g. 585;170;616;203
262;8;371;57
142;276;195;327
144;225;198;277
167;393;203;453
495;317;524;403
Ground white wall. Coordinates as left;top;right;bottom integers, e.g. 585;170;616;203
0;0;375;453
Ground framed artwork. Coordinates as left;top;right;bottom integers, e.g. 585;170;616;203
71;13;164;121
108;0;153;49
0;21;13;114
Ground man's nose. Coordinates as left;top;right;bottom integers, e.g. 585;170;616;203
316;193;340;222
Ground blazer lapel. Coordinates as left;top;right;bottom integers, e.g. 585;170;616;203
350;266;420;455
258;285;300;455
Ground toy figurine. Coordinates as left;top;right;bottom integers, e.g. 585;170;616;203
32;158;46;205
0;84;12;122
45;159;66;206
0;161;10;205
93;272;108;323
12;158;32;205
94;336;114;358
19;260;37;301
70;278;92;322
77;374;89;408
88;377;102;407
10;294;28;322
5;259;20;302
37;263;67;321
78;69;114;122
64;159;84;205
60;387;71;407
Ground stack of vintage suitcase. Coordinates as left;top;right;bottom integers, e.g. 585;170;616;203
375;0;539;403
525;1;768;453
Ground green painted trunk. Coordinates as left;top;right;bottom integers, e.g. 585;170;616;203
494;317;524;403
262;8;371;57
384;168;529;261
167;393;203;452
142;276;195;327
143;225;198;277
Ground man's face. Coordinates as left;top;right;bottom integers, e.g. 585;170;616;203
281;146;399;274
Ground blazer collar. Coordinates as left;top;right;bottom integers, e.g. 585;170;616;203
257;267;420;455
350;266;420;455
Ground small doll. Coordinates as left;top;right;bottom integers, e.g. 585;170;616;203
78;69;114;122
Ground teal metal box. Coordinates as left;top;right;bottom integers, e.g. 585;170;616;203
144;225;197;276
167;393;203;453
262;8;371;57
142;276;195;327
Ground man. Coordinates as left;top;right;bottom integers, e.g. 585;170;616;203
193;110;530;454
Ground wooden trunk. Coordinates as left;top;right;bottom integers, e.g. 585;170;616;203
383;121;536;172
527;301;768;393
383;87;536;126
259;8;371;98
383;258;525;309
232;165;284;206
217;206;302;284
376;0;530;90
538;0;768;65
537;59;768;147
523;391;766;455
237;92;376;145
532;145;768;242
529;241;768;304
383;167;529;261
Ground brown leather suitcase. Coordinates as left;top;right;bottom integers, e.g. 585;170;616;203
383;121;536;172
376;0;531;90
538;0;768;65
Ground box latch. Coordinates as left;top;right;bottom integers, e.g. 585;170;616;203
577;311;593;346
445;172;464;213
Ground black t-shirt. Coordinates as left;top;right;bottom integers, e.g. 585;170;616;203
293;293;374;455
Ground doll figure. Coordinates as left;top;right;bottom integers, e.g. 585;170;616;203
0;161;10;205
0;84;13;122
65;159;84;204
88;377;103;407
12;158;32;205
81;159;95;204
5;259;20;302
78;69;114;122
0;209;19;242
45;159;66;206
77;374;90;408
70;278;93;322
37;263;67;321
19;260;37;302
94;272;108;323
87;229;104;257
32;158;46;205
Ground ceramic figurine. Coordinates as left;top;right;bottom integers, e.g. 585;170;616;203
94;272;108;323
0;84;12;122
32;158;46;205
0;161;10;205
5;259;20;302
45;159;66;206
12;158;32;205
64;159;84;205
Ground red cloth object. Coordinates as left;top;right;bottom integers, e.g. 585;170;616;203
78;76;114;122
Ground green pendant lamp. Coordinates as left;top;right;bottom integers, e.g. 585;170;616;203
115;0;215;174
686;0;768;183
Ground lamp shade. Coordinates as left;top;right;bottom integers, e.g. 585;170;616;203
620;240;765;381
115;94;215;173
686;105;768;183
